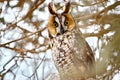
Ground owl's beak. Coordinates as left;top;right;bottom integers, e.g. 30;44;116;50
56;26;66;36
60;26;65;34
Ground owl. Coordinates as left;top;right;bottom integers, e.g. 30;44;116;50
48;2;95;80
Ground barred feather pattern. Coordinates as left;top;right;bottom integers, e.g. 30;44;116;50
50;29;95;80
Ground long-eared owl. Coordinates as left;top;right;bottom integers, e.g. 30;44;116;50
48;2;95;80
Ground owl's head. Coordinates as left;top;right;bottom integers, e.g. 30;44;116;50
48;2;75;38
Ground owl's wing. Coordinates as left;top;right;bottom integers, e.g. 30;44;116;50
72;29;95;68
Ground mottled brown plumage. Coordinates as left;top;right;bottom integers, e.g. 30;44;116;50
48;2;95;80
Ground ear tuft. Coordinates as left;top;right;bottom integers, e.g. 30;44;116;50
63;2;71;14
48;2;56;15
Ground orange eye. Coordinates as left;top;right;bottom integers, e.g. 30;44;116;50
53;22;58;27
64;21;69;26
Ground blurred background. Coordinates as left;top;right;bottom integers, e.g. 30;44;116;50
0;0;120;80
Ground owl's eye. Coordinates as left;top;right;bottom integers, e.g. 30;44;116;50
64;21;69;26
53;22;58;27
